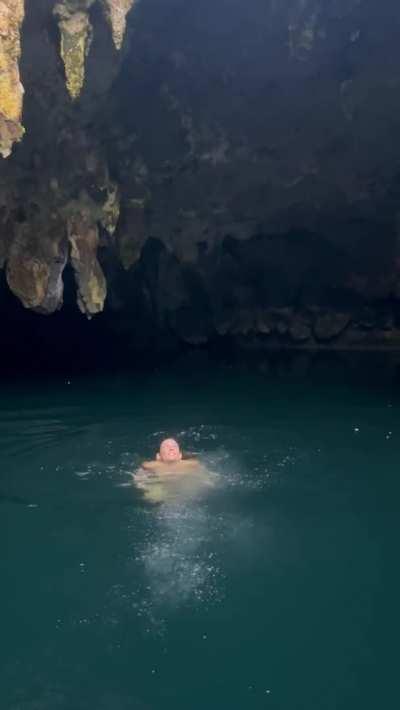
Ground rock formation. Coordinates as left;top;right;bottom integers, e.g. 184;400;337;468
54;1;94;100
53;0;133;99
101;0;135;50
0;0;25;158
2;0;400;362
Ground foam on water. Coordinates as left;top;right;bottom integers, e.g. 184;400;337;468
119;430;279;629
137;503;224;607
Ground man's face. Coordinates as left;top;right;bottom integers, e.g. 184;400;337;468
159;438;182;463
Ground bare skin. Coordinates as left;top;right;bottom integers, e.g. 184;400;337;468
140;438;199;475
133;438;216;503
140;458;200;475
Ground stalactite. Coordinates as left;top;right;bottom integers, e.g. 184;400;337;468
54;1;95;100
67;211;107;316
0;0;25;158
54;0;134;99
101;0;135;50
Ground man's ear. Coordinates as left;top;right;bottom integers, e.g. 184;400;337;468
156;453;161;460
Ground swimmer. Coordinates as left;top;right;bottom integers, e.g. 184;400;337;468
141;438;198;474
134;438;216;503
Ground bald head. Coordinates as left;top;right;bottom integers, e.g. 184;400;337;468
157;438;182;463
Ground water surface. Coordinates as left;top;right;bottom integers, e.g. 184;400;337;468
1;360;399;709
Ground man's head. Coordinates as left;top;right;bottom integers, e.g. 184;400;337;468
157;438;182;463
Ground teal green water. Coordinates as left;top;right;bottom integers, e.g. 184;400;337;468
1;363;399;709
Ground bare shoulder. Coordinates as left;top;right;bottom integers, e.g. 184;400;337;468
141;460;162;471
182;458;200;466
133;461;161;481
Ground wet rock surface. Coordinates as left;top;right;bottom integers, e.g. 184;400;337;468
0;0;25;157
1;0;400;361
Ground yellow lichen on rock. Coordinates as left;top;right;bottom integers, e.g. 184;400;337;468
54;0;134;97
100;183;120;235
67;211;107;316
7;257;50;309
60;11;91;99
6;219;68;313
0;0;25;158
54;1;95;99
101;0;135;50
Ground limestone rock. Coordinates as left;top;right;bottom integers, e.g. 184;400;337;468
276;319;289;336
314;312;351;341
67;211;107;316
255;310;273;335
0;0;25;158
54;1;95;99
84;151;121;235
101;0;135;50
289;317;312;343
1;0;400;356
118;199;147;269
214;311;235;337
289;6;320;61
6;219;68;313
100;183;120;236
54;0;134;99
230;309;255;336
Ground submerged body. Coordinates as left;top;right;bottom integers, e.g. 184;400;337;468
134;438;216;503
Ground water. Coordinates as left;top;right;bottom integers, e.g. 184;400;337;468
1;359;399;709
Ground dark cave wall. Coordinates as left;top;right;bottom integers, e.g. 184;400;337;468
2;0;400;357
